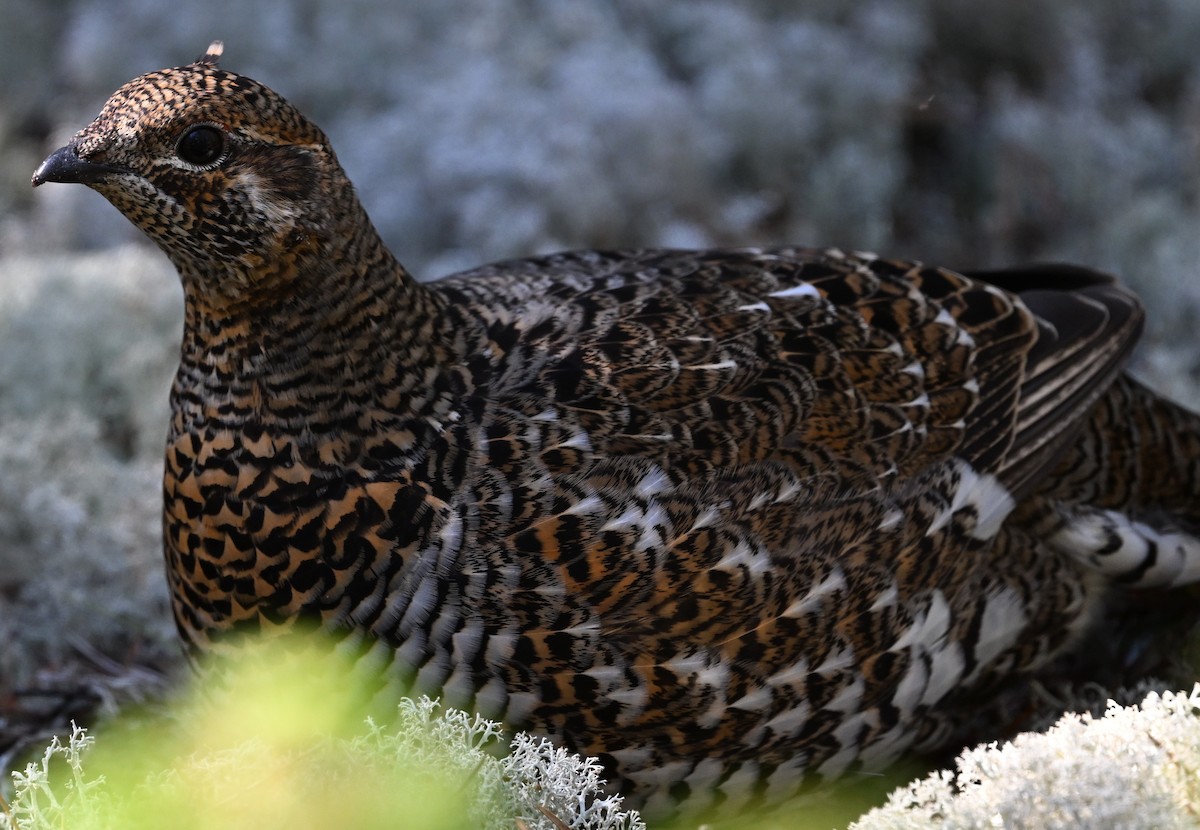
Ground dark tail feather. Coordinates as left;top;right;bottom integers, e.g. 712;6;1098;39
962;265;1145;498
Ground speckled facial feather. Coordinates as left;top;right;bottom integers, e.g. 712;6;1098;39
60;53;334;307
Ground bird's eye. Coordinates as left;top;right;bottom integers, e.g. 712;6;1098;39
176;125;226;166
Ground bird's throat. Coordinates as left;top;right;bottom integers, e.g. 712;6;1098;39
172;236;461;448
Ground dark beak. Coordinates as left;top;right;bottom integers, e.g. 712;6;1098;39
31;144;125;187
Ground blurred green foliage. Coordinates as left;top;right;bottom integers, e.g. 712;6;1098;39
8;633;644;830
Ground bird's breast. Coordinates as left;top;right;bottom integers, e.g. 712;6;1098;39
161;416;458;652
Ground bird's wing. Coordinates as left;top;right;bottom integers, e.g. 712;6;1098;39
447;249;1142;490
436;249;1143;770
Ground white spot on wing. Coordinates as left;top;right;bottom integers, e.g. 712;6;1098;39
782;568;846;617
692;505;723;531
584;664;623;687
398;577;438;634
969;587;1027;673
767;658;810;688
832;710;876;756
814;643;856;674
683;758;726;792
774;481;801;504
561;430;592;450
869;581;899;611
565;495;604;516
922;641;964;705
891;654;928;714
607;685;649;710
450;624;483;665
717;764;763;810
764;755;809;801
714;540;771;575
925;460;1015;540
763;702;811;736
506;691;539;725
474;676;508;718
626;760;694;792
737;302;771;313
441;664;477;708
438;512;463;555
891;590;952;653
635;503;670;551
601;505;643;533
768;283;821;300
607;746;653;769
635;466;672;498
823;676;864;714
878;508;904;532
854;723;912;769
730;686;773;712
816;745;860;779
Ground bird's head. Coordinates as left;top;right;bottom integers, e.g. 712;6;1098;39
33;42;347;303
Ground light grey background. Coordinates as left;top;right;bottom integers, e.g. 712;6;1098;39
1;0;1198;730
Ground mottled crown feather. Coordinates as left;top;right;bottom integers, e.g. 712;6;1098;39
71;51;330;158
195;41;224;67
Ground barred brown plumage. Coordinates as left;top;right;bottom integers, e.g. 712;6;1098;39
32;42;1200;818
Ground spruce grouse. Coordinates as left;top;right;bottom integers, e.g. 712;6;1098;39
32;43;1200;817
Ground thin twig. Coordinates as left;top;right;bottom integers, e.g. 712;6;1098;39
536;803;572;830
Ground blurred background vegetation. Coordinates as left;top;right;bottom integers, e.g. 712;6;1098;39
2;0;1200;822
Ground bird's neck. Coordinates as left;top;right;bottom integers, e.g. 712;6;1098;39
171;199;474;446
